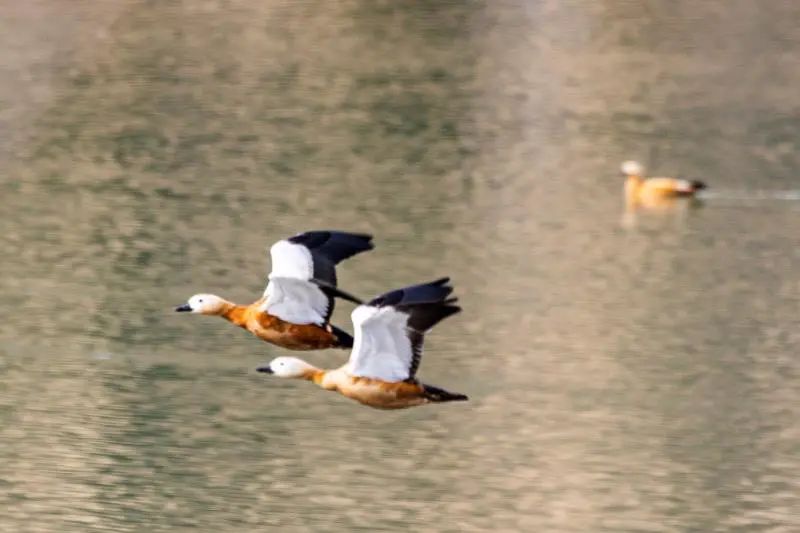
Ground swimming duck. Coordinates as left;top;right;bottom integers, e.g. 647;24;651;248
175;231;373;350
622;160;707;208
257;278;468;409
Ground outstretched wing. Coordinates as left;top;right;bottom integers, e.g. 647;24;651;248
262;277;329;325
263;231;373;324
347;278;461;382
271;231;373;287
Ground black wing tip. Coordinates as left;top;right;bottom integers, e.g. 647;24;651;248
289;230;373;244
326;230;373;241
368;277;455;308
329;324;354;349
313;280;364;305
321;230;374;249
340;231;374;243
442;304;462;317
691;180;707;191
288;230;374;265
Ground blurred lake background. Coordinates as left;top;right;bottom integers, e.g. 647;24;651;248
1;1;799;531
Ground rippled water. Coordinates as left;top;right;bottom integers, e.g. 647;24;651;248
1;1;799;531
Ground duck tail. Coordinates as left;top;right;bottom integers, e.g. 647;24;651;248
329;324;354;349
422;384;468;403
691;180;707;191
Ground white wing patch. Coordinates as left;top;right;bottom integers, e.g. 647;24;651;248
347;305;413;382
674;179;694;193
268;240;314;282
262;277;329;325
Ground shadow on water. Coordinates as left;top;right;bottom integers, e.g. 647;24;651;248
1;1;799;531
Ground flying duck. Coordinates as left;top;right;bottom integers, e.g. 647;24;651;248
622;160;707;208
257;278;468;409
175;231;373;350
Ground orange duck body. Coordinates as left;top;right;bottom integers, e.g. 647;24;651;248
221;300;344;351
307;368;431;409
621;161;707;210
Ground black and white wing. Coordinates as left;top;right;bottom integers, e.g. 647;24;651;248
262;231;373;324
347;278;461;382
279;231;374;287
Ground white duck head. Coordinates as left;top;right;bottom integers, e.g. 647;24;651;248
621;160;645;177
175;293;228;315
257;357;317;379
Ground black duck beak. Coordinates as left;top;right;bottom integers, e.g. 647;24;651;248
257;365;274;374
175;304;192;312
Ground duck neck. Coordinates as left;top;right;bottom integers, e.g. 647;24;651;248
302;368;327;387
220;302;248;327
625;175;643;204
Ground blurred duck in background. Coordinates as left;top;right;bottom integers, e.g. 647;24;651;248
622;160;707;210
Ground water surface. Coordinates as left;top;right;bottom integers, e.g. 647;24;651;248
1;1;799;531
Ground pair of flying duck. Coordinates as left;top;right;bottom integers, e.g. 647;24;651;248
176;231;466;409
